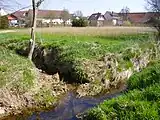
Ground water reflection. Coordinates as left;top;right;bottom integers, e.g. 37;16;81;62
28;87;126;120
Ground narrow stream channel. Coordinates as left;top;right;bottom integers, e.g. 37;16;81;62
2;85;126;120
28;85;126;120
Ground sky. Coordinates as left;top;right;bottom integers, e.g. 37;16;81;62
14;0;147;16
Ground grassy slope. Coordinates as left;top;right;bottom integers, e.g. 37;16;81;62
84;62;160;120
0;47;37;93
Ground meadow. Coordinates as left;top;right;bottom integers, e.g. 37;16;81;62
0;27;159;118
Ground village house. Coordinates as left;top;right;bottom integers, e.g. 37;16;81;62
104;11;123;25
88;11;155;27
88;13;106;26
8;11;26;27
88;11;122;26
8;9;72;27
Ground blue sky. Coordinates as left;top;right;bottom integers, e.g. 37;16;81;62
16;0;147;16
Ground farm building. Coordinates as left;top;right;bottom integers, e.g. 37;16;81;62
8;9;72;27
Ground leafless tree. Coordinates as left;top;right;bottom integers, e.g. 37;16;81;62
146;0;160;36
28;0;44;60
61;9;70;26
119;6;130;21
74;10;83;17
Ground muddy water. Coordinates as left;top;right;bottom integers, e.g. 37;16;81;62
2;85;126;120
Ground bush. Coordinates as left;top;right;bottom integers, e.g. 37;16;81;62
123;20;132;26
84;108;106;120
72;18;88;27
0;15;9;29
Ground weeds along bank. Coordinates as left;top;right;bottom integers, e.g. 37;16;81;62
0;31;159;117
83;61;160;120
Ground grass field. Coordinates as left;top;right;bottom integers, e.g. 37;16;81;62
0;27;156;87
0;27;159;117
15;27;155;35
0;27;153;60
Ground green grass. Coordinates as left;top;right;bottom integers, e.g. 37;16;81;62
0;47;37;93
84;62;160;120
0;32;151;61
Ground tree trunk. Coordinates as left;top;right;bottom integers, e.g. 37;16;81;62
28;0;38;60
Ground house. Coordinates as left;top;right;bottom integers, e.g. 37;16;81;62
88;12;122;26
8;11;26;27
8;9;72;27
26;9;72;26
88;13;106;26
88;11;155;27
104;11;122;26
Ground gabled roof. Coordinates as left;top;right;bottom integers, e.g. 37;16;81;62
104;11;120;20
105;11;119;17
127;12;155;23
26;9;64;19
8;14;17;20
12;11;27;20
88;13;105;20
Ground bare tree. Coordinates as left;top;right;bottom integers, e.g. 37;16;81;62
74;10;83;17
146;0;160;36
61;9;70;26
119;6;130;21
28;0;44;60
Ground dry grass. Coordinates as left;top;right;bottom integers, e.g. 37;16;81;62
16;27;155;36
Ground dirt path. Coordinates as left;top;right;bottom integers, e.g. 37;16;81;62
0;30;15;34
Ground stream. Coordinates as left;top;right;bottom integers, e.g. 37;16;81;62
28;85;126;120
2;85;126;120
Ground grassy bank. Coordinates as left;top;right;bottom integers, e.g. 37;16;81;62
84;61;160;120
0;27;157;117
0;46;37;92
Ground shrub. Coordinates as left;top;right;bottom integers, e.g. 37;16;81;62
72;18;88;27
0;15;9;29
123;20;132;26
84;108;106;120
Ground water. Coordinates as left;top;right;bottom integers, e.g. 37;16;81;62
28;86;126;120
2;85;126;120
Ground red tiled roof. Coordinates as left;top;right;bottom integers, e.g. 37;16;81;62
12;11;27;20
127;13;146;23
8;15;17;20
127;12;155;23
27;9;64;18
